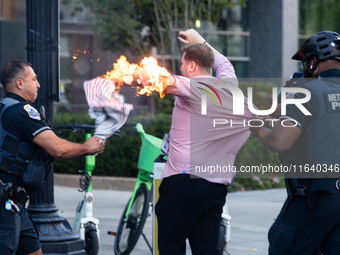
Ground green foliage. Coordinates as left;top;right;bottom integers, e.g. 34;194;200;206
239;79;281;110
61;0;246;58
53;112;172;177
88;1;146;54
153;93;175;115
230;80;286;191
62;0;154;57
230;175;285;192
232;138;284;191
300;0;340;35
235;138;280;169
53;112;94;125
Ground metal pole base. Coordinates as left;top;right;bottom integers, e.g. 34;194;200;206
27;173;86;255
28;204;86;255
40;239;86;255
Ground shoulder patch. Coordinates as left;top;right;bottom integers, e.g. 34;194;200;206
23;104;41;120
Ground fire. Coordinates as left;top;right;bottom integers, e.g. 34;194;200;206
101;55;171;98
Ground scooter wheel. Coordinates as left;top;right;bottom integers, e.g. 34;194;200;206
85;223;99;255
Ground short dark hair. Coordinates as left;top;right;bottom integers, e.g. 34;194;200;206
1;61;32;89
182;44;215;71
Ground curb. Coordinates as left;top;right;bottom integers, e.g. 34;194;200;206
54;173;136;191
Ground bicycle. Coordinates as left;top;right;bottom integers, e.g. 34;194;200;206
54;124;100;255
108;123;164;255
108;123;232;255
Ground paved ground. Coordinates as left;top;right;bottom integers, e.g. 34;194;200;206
54;186;287;255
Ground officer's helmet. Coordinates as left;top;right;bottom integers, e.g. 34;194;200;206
292;31;340;62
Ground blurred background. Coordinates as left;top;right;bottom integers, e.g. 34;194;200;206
0;0;339;186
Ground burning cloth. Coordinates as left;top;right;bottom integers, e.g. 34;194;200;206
83;56;172;139
83;78;133;140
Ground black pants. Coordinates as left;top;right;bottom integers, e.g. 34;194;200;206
0;203;40;255
269;179;340;255
155;174;228;255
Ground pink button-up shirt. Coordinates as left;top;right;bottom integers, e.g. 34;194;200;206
162;53;252;185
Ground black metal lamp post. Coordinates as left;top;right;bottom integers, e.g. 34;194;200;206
26;1;85;254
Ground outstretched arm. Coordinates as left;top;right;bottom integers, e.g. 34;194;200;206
33;130;105;161
251;120;301;152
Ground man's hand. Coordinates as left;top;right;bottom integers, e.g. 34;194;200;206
122;72;145;87
84;136;106;155
123;71;175;89
178;28;219;55
178;29;205;45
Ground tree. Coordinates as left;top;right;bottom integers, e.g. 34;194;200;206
62;0;246;71
299;0;340;36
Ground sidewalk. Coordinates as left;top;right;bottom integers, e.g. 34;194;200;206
226;188;286;254
54;181;286;255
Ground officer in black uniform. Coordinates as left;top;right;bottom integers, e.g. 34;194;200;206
0;61;106;255
251;31;340;255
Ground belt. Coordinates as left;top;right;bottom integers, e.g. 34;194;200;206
307;179;340;193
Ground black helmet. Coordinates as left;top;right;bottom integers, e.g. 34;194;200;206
292;31;340;62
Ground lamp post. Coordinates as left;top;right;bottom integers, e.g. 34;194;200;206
26;0;85;254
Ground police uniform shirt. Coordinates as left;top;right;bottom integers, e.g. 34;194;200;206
0;93;51;183
280;69;340;165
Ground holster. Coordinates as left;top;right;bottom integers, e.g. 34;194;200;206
10;186;29;204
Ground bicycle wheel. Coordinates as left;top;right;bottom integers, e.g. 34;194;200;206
114;184;150;255
85;223;99;255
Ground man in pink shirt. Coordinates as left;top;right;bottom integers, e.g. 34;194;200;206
154;29;252;254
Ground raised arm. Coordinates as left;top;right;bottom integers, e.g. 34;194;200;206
165;29;236;97
178;29;236;78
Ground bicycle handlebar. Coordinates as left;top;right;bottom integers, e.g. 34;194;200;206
122;123;137;128
53;124;96;133
53;123;143;136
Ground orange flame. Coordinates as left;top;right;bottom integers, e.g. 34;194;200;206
101;55;171;98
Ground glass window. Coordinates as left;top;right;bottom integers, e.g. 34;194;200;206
299;0;340;36
0;0;26;20
170;3;249;77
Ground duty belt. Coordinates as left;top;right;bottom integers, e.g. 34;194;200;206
307;178;340;193
10;186;29;204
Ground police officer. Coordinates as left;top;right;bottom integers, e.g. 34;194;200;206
251;31;340;255
0;61;106;255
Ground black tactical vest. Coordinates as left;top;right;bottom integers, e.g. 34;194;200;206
0;97;36;176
